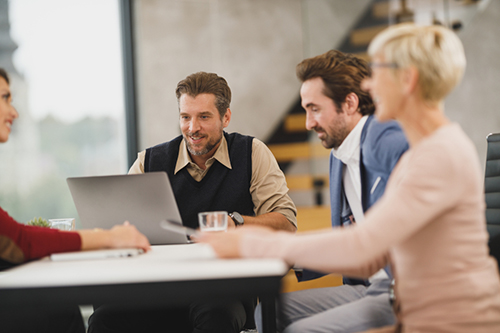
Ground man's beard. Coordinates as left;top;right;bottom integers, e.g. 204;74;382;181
184;131;223;156
322;127;349;149
316;115;349;149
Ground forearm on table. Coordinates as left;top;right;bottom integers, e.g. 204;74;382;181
241;212;296;232
77;223;150;252
77;229;113;250
239;226;388;277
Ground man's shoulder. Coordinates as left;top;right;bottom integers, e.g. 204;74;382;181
363;117;407;151
362;116;409;172
225;131;254;141
225;132;256;155
364;116;403;139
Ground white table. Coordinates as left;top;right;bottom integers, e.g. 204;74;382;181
0;244;288;332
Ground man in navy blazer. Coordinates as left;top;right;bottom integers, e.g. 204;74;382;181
255;50;409;333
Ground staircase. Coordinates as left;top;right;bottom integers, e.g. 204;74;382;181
267;0;389;235
272;0;389;293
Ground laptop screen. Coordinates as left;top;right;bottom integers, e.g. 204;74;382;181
67;172;189;245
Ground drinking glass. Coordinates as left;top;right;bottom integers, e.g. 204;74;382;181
198;211;228;232
49;218;76;231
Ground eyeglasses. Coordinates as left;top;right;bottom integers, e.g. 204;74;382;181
368;62;399;69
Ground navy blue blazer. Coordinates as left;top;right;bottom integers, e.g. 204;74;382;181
298;115;409;283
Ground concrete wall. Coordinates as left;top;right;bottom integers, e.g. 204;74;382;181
133;0;499;170
133;0;371;150
446;0;500;169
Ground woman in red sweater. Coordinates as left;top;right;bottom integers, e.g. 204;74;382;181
0;67;150;332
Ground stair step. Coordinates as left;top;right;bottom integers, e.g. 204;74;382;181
286;174;329;191
296;206;331;232
284;113;307;132
350;25;388;46
268;142;330;162
372;1;390;19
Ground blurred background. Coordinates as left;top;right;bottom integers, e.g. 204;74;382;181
0;0;499;230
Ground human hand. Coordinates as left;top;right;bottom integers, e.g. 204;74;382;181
79;221;151;252
194;225;274;259
193;228;242;258
108;221;151;252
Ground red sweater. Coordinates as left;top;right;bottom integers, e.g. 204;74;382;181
0;207;81;263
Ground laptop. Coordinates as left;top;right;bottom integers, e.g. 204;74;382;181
67;172;189;245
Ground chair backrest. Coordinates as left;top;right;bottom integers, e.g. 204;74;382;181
485;133;500;262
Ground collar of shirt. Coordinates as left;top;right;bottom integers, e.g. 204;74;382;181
174;135;233;175
332;115;368;165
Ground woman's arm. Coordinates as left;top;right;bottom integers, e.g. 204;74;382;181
199;139;462;277
1;207;150;264
78;221;150;252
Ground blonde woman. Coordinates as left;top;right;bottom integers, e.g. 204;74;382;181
198;24;500;333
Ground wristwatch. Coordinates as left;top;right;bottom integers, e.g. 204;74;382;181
229;212;244;227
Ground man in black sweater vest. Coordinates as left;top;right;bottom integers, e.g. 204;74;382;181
89;72;297;333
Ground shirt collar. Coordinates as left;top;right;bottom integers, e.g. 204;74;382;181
175;135;233;174
332;115;368;165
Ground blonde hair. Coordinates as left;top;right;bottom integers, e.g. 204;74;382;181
368;23;466;102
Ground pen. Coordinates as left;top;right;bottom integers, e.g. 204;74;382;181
160;220;200;237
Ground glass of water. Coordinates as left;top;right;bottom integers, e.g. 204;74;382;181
198;211;228;232
49;218;76;231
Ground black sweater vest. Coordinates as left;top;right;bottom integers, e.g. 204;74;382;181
144;132;255;229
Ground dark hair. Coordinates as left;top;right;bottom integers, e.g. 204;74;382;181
296;50;374;115
175;72;231;118
0;68;10;84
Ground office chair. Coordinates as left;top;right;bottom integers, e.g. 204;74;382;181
485;133;500;265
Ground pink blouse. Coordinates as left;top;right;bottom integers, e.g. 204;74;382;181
240;124;500;332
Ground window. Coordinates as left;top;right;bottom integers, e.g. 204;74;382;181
0;0;127;227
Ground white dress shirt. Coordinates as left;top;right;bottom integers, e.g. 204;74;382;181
332;116;368;225
332;116;387;281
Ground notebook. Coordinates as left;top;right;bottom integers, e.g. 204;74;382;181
67;172;189;245
50;248;144;261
